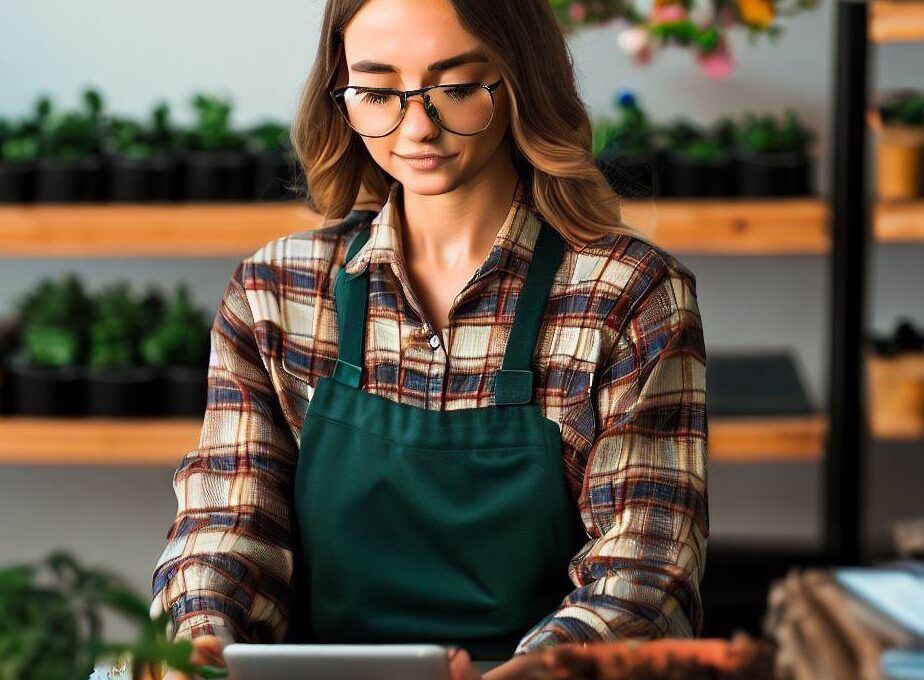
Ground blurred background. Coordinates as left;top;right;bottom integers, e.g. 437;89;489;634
1;0;923;647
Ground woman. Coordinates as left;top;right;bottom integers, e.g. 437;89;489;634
151;0;709;678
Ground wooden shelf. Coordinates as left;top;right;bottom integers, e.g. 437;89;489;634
0;198;832;258
875;199;924;243
623;198;831;255
0;202;325;257
870;0;924;42
0;414;826;466
708;414;827;462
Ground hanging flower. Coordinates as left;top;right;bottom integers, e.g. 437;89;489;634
617;26;652;57
650;3;688;23
696;37;735;79
735;0;776;28
569;1;588;22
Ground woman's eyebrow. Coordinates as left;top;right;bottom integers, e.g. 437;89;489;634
350;48;489;74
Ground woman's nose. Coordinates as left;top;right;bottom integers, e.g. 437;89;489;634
400;96;441;137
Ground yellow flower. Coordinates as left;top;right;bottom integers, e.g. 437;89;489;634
736;0;775;28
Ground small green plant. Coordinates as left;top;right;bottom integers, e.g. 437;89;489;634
15;274;92;368
879;90;924;126
38;88;109;160
187;93;246;152
140;284;210;368
734;109;814;154
0;116;40;162
246;121;291;153
593;90;655;157
87;282;144;370
108;102;178;160
0;550;210;680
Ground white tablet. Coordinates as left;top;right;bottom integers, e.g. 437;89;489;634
223;643;452;680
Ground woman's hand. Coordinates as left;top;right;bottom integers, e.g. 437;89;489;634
160;635;227;680
447;647;483;680
482;651;551;680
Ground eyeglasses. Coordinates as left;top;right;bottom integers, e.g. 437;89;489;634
330;79;503;138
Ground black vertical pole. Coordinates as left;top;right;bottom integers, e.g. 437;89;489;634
825;0;870;566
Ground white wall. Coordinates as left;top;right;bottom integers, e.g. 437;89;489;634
1;0;923;626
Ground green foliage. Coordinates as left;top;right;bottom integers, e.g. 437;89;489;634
88;282;145;370
37;88;109;160
0;551;204;680
880;90;924;126
656;118;729;161
108;102;178;159
140;284;210;368
593;91;655;156
15;275;92;368
246;121;291;153
734;108;814;154
188;93;246;152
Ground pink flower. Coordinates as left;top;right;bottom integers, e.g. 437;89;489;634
617;26;652;56
569;2;588;21
651;4;688;22
696;38;735;78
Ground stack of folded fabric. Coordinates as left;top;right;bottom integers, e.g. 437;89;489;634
764;561;924;680
536;635;776;679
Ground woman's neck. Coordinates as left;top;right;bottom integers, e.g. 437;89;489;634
398;150;522;275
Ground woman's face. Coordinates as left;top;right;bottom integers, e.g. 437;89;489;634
337;0;513;196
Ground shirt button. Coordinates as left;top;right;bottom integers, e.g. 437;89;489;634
428;333;441;350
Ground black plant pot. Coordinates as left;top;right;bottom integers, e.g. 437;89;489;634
34;156;105;202
107;152;178;202
161;365;208;416
0;159;36;203
596;151;661;198
182;150;251;201
661;152;735;198
734;150;812;197
251;149;300;201
83;366;161;417
5;364;85;415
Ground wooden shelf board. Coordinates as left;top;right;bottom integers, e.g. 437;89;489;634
0;198;831;258
622;197;830;255
870;0;924;42
0;202;325;257
0;414;826;466
708;414;827;462
875;200;924;243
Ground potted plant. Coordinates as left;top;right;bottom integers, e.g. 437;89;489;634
34;88;109;202
872;89;924;200
733;109;815;196
246;120;300;201
6;274;91;415
140;283;211;416
594;90;661;198
657;117;735;197
180;92;249;201
106;102;180;203
0;550;223;680
0;115;40;203
84;281;160;417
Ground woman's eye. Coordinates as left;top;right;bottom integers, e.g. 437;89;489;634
359;92;392;106
443;84;479;102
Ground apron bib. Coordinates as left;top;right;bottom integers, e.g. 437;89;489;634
289;216;587;660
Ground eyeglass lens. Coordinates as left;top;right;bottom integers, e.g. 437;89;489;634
339;84;494;136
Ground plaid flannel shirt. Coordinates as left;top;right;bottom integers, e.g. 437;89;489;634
150;179;709;655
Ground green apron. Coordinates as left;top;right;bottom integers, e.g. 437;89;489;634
289;215;587;661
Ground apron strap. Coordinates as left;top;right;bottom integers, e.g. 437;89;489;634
332;223;373;388
332;215;565;404
494;218;565;406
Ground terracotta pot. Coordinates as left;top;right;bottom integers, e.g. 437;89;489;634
868;351;924;439
876;125;924;200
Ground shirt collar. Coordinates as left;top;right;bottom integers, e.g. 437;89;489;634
342;178;537;281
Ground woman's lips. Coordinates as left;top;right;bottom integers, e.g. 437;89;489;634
397;153;456;170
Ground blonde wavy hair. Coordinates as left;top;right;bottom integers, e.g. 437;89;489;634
290;0;648;246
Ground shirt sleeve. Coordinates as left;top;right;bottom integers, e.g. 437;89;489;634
514;256;709;654
150;260;300;645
